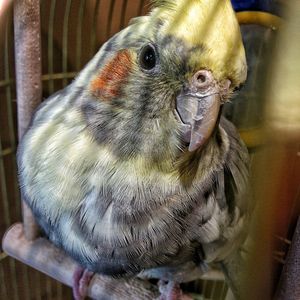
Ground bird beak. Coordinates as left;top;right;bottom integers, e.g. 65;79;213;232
175;70;230;152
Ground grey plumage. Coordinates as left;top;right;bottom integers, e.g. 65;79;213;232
17;0;251;297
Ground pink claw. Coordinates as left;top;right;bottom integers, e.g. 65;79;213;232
73;267;94;300
158;281;193;300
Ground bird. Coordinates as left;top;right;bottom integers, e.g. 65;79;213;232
17;0;251;299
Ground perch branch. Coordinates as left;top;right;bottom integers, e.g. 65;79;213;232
2;223;159;299
14;0;42;240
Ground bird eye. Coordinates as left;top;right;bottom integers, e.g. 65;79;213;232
139;44;157;71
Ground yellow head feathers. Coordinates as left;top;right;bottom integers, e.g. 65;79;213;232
151;0;247;87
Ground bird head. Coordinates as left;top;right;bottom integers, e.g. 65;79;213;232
79;0;247;162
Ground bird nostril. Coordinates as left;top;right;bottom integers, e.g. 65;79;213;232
192;70;213;90
196;74;207;83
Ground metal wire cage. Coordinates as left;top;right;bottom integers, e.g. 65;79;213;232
0;0;299;299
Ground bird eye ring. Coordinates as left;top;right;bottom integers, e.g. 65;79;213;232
139;44;158;71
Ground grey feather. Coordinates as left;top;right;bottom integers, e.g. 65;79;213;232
17;2;251;298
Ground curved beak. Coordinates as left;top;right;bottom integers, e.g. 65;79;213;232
175;92;221;152
175;70;230;152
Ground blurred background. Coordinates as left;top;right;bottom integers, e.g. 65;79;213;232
0;0;299;299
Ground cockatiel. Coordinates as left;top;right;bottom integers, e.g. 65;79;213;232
18;0;250;299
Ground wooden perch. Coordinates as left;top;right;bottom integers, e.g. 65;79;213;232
3;223;225;299
2;223;159;300
14;0;42;241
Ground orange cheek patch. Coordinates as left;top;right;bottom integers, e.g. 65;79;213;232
90;49;133;101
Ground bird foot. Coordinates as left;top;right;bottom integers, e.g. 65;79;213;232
72;267;94;300
158;280;193;300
